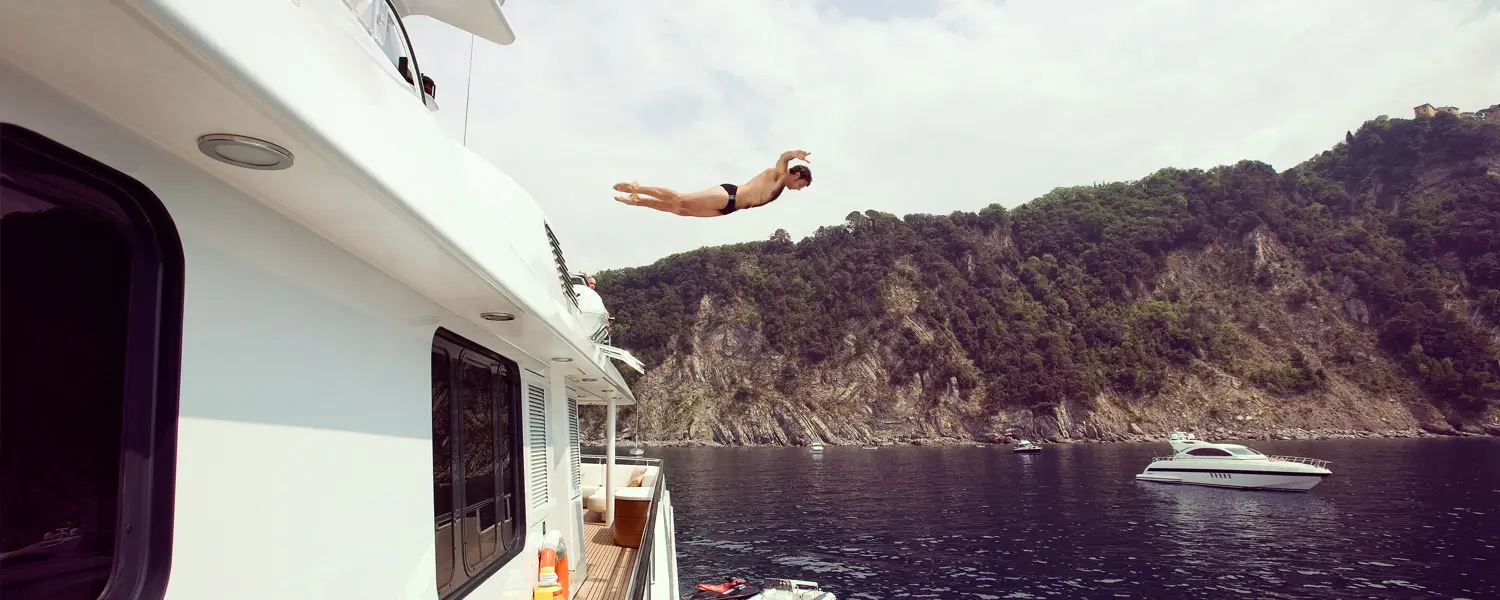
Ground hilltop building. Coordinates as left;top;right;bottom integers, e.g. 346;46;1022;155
1414;102;1500;122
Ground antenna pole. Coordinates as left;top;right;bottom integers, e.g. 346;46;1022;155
462;33;476;146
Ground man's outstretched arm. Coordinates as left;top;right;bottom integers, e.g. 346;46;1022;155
774;149;811;174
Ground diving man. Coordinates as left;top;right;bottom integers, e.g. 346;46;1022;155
613;150;812;217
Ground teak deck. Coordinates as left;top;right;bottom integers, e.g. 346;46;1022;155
575;517;637;600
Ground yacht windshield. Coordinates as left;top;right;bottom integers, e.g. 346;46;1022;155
1224;446;1262;456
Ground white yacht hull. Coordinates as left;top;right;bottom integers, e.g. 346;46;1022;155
753;590;836;600
1135;464;1328;491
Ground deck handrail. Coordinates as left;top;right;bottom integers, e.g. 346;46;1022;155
580;454;665;599
581;455;659;467
589;322;612;345
1267;455;1332;469
625;468;664;599
1149;455;1331;470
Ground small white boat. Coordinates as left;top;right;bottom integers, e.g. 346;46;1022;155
628;447;645;457
809;441;824;453
1012;439;1042;453
756;579;835;600
861;446;878;450
689;578;834;600
1135;430;1333;491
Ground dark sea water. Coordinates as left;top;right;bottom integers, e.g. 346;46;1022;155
642;438;1500;599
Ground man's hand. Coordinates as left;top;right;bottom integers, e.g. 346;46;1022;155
777;150;811;172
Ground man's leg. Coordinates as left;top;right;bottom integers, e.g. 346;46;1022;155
611;181;731;216
614;194;724;217
614;193;681;214
614;181;679;200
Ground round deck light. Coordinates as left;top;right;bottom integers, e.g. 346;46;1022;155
552;357;574;363
480;312;516;322
196;134;294;170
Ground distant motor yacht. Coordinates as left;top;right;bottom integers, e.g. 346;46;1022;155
1013;439;1042;453
810;440;824;453
1135;431;1332;491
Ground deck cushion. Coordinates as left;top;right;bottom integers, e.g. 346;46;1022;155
614;486;653;501
585;491;607;513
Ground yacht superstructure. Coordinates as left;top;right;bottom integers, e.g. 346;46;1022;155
1134;431;1333;492
0;1;673;599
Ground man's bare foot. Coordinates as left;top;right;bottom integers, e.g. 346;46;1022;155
614;194;640;205
612;181;638;193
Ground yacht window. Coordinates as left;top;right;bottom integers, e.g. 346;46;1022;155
344;0;432;101
431;346;455;590
432;328;525;598
345;0;410;74
0;124;183;600
1185;447;1233;457
1224;446;1262;456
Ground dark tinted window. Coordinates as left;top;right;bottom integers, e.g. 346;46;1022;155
432;347;455;589
1186;447;1233;457
460;356;498;570
432;329;523;599
0;124;182;600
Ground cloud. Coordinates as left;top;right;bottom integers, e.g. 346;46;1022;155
406;0;1500;271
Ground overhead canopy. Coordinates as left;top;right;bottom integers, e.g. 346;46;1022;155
398;0;515;45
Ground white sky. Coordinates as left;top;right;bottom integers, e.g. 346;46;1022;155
405;0;1500;271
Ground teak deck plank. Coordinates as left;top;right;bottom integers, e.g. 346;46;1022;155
575;518;636;600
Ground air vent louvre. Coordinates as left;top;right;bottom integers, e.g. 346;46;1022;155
567;396;581;496
526;384;549;507
544;224;580;308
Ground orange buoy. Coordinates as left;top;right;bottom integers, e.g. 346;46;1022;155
540;530;567;596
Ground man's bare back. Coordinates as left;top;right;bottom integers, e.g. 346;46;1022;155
612;150;813;218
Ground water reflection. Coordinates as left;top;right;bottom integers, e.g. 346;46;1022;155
1140;482;1336;554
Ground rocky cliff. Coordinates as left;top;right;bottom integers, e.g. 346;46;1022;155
586;111;1500;446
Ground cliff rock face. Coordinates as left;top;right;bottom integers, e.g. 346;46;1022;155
588;111;1500;445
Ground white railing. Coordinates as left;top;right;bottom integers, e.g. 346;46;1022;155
1151;454;1331;470
1267;455;1332;469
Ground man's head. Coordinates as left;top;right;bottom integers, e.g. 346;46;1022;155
586;276;597;289
784;165;812;190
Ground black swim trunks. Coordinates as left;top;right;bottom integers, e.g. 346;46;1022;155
719;183;738;215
